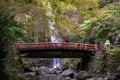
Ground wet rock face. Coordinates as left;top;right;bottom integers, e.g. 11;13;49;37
37;58;53;68
39;66;53;75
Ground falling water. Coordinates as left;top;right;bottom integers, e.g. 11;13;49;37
46;2;60;68
53;58;60;68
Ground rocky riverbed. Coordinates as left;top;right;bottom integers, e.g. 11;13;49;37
23;58;120;80
24;66;120;80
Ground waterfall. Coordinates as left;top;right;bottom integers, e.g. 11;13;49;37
53;58;60;68
47;2;60;68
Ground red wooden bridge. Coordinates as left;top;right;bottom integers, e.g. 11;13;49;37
14;42;98;58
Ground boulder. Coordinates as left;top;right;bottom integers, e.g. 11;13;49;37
64;76;71;80
39;66;52;75
86;78;96;80
43;74;62;80
97;78;104;80
60;69;74;78
30;66;39;72
25;72;36;76
76;71;90;80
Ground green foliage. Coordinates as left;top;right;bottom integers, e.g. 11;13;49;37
49;0;101;41
98;0;119;8
81;14;120;43
108;47;120;73
0;59;9;80
0;11;24;50
98;0;113;8
63;33;80;42
0;1;50;79
92;51;108;73
3;46;26;80
70;0;99;18
92;47;120;74
106;2;120;16
63;58;80;69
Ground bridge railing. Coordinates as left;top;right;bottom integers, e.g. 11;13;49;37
113;43;120;48
14;42;98;51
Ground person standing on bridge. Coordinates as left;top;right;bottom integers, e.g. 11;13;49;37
104;40;111;50
98;41;104;50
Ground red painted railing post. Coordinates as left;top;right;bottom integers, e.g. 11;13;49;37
55;43;58;47
45;42;48;47
62;41;64;47
66;42;68;48
84;44;87;49
25;43;29;48
94;44;98;51
14;43;19;48
74;43;78;48
35;43;39;48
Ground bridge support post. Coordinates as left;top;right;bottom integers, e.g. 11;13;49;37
81;57;91;71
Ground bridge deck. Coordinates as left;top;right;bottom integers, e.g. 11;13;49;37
14;42;98;58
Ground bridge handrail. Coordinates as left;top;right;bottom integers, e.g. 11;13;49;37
113;43;120;48
14;42;98;51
